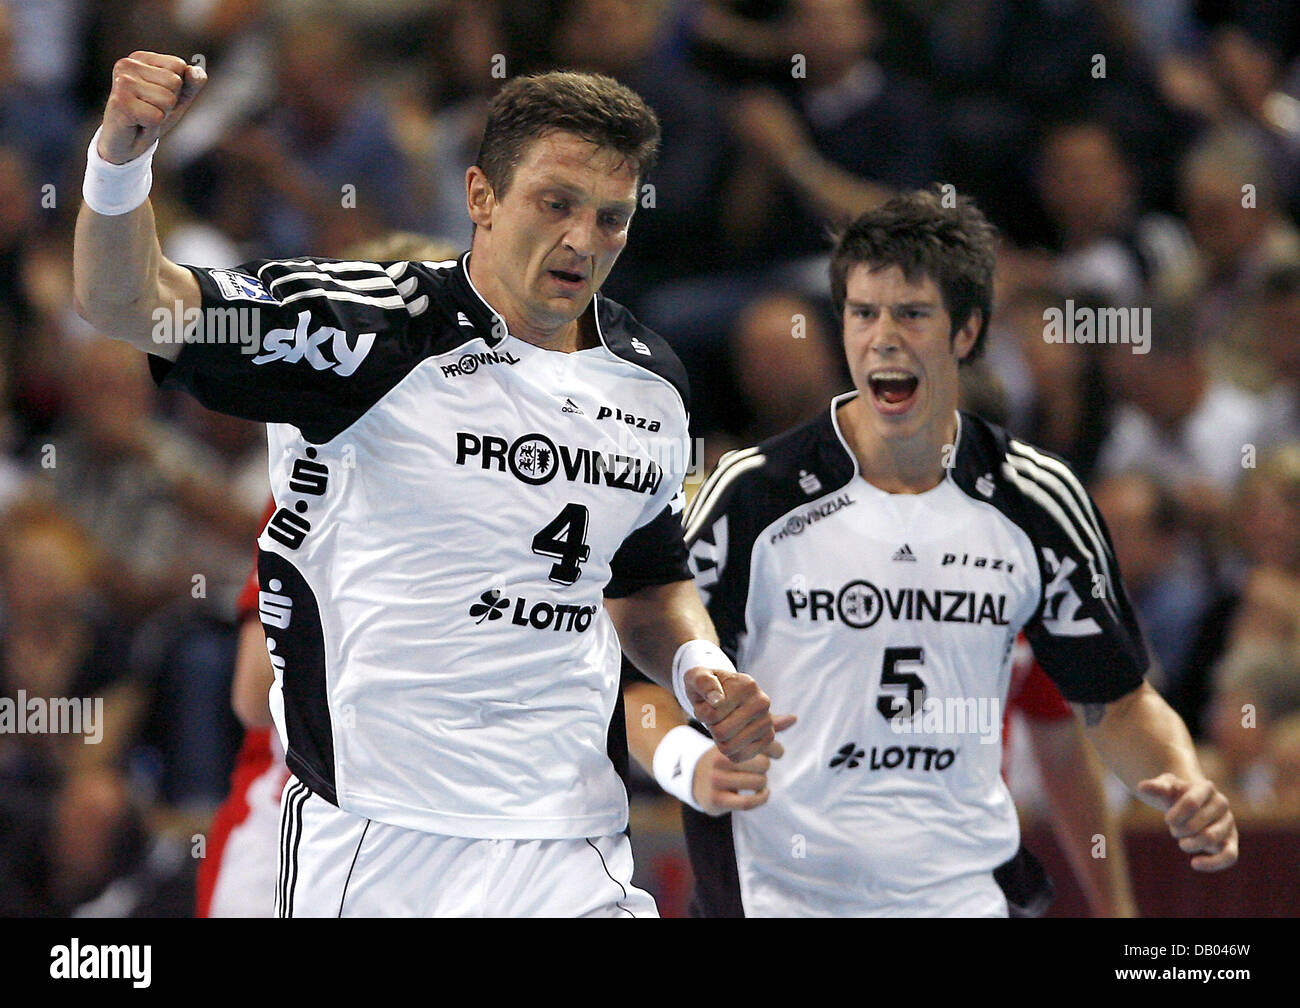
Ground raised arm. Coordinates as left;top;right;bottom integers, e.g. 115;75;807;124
73;51;207;356
1081;682;1238;872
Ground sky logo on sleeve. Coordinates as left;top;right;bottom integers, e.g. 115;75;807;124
252;310;376;376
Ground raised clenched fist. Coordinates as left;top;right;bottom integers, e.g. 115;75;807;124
98;52;206;164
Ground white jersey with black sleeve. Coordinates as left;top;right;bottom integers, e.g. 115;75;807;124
149;252;692;839
680;391;1148;916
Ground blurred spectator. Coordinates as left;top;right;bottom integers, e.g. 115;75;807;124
0;499;145;915
926;0;1187;244
216;16;425;254
1090;470;1213;694
1201;643;1300;812
0;0;86;178
1034;119;1193;305
1250;260;1300;446
553;0;733;301
1096;301;1267;527
729;290;843;442
1155;125;1300;386
1177;442;1300;737
723;0;936;268
39;338;265;814
984;284;1114;483
1270;711;1300;812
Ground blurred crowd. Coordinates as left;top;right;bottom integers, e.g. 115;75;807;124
3;0;1300;915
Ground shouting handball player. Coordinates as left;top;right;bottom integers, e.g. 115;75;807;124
652;188;1238;916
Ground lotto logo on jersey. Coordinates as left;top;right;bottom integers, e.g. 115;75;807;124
786;580;1009;627
455;431;663;495
830;740;957;773
468;589;597;633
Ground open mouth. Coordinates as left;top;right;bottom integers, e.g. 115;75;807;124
868;370;919;411
549;268;585;286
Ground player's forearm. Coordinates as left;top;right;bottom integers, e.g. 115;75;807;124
622;681;689;777
1083;682;1205;794
604;579;718;695
74;199;172;349
1029;717;1138;917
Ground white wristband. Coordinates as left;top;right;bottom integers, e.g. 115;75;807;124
652;725;714;813
671;638;734;715
83;125;159;216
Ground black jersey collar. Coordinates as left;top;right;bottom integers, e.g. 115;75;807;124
451;251;510;348
452;251;603;352
826;390;964;489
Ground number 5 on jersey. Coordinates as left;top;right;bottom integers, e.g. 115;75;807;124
532;503;592;585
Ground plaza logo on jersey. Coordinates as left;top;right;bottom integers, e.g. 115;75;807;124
941;552;1015;573
440;349;521;378
468;588;597;633
769;493;856;543
595;405;661;432
786;580;1009;628
455;431;663;495
828;739;956;773
251;309;375;376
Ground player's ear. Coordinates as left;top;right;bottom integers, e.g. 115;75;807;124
466;166;495;228
952;309;981;362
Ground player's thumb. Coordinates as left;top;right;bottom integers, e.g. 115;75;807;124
1136;773;1186;812
686;668;725;708
162;62;207;136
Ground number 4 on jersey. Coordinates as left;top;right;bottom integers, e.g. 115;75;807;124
532;503;591;585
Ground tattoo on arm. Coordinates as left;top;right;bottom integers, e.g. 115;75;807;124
1083;703;1106;727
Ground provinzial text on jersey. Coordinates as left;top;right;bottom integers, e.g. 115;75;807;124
787;581;1010;627
455;431;663;495
769;493;857;542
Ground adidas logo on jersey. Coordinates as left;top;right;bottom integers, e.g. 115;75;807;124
976;472;995;498
630;337;652;356
561;397;584;415
892;544;916;562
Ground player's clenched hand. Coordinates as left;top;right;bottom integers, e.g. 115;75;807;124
692;717;795;816
99;52;207;164
685;666;793;764
1137;773;1238;872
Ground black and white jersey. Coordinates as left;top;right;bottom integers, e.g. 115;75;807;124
681;392;1147;916
151;253;692;839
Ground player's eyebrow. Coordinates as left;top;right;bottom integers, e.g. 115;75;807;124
535;177;636;214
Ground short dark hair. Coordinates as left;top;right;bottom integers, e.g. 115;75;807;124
829;185;998;361
475;71;660;199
